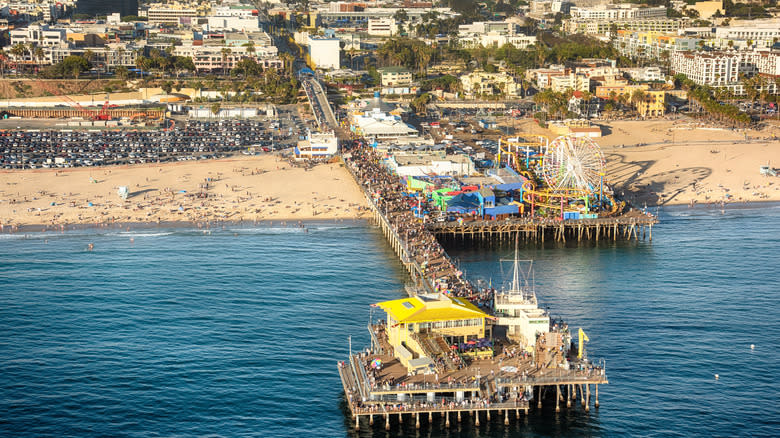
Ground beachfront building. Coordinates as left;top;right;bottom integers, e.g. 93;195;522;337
295;131;338;159
549;119;603;137
671;50;780;95
374;293;491;371
594;83;667;116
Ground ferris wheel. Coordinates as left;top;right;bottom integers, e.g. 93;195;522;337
539;135;606;193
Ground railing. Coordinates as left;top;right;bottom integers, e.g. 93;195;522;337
494;368;607;386
369;380;480;394
342;157;435;295
354;399;529;415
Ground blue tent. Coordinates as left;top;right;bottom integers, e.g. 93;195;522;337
446;193;482;216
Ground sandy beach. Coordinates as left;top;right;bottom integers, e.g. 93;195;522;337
516;118;780;206
597;119;780;206
0;154;370;229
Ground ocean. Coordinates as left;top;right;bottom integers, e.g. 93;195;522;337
0;204;778;437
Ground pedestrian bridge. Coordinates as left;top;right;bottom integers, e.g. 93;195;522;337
301;77;338;130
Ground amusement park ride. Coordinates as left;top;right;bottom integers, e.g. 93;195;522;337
498;134;624;217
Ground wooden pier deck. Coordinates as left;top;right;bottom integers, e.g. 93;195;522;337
427;214;659;244
338;325;608;430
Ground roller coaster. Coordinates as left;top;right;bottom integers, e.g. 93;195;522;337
498;134;624;217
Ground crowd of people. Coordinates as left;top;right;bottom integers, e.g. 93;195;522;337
345;142;487;301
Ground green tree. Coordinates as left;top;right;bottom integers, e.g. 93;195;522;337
62;55;90;78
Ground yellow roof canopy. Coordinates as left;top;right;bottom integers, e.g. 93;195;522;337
375;294;488;324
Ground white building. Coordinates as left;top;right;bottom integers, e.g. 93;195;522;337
570;4;667;20
213;5;258;18
207;16;260;31
367;18;397;37
388;153;475;177
173;44;281;73
713;21;780;49
457;20;536;49
550;73;590;93
145;4;198;25
308;36;340;70
295;131;338;159
9;24;66;46
622;66;664;82
671;50;780;95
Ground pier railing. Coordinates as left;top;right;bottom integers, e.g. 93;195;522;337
342;157;435;295
353;399;529;415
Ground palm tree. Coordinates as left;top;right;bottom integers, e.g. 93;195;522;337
10;43;26;73
221;48;232;76
630;89;646;115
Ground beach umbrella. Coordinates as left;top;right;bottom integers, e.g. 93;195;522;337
370;358;382;369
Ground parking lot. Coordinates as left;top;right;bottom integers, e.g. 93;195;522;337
0;111;314;169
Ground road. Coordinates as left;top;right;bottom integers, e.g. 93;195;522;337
301;77;338;131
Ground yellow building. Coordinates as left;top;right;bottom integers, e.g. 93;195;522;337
375;294;490;369
634;90;666;117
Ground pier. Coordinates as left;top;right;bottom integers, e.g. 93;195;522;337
428;214;658;245
339;144;610;430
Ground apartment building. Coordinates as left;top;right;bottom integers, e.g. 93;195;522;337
460;71;520;97
569;4;667;20
671;51;757;87
614;30;700;60
378;66;412;86
564;18;689;36
173;44;282;72
550;73;590;93
714;21;780;49
47;44;138;66
622;66;664;82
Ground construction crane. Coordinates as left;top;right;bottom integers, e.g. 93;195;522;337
36;81;111;121
93;94;112;121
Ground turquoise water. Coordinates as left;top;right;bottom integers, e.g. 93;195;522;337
1;205;778;436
